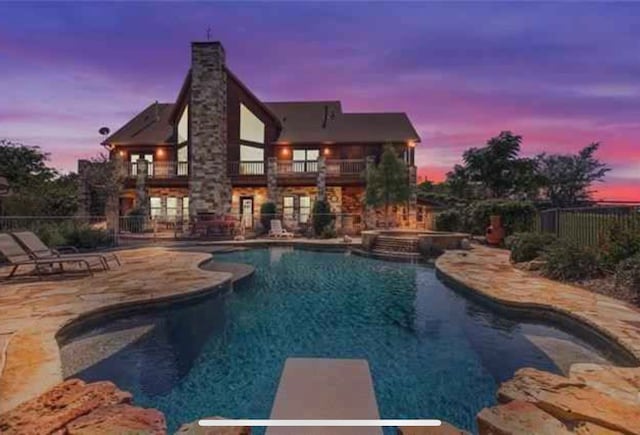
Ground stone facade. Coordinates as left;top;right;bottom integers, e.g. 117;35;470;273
189;41;231;217
76;160;91;217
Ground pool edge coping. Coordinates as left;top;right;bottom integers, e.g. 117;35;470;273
435;248;640;366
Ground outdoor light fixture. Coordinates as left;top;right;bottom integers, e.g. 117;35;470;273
281;147;290;156
323;147;331;156
157;148;165;157
407;140;416;148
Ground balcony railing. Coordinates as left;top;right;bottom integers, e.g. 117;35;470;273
227;161;265;176
276;160;318;176
125;161;188;178
326;159;365;176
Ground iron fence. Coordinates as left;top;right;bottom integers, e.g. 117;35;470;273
0;216;117;248
538;206;640;246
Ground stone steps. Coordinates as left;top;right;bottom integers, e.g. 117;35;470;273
373;236;419;253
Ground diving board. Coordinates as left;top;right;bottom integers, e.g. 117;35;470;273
267;358;382;435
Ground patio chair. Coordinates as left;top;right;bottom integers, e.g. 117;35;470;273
269;220;294;238
11;231;121;270
0;233;94;280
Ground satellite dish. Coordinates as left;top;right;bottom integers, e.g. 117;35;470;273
99;127;110;136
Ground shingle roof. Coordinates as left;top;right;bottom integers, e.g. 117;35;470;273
265;101;420;144
103;102;174;145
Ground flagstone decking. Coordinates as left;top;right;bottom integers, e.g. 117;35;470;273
436;246;640;434
0;247;232;413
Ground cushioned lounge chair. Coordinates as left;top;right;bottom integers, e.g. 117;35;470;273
0;233;94;279
11;231;120;270
268;220;294;238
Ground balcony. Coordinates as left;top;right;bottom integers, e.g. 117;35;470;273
227;161;265;176
276;160;318;177
125;161;188;178
326;159;365;177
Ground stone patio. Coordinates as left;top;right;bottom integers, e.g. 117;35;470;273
0;246;232;413
436;246;640;434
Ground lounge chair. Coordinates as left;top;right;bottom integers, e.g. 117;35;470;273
268;220;294;238
11;231;120;270
0;233;94;279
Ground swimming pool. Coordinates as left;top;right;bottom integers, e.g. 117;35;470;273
61;248;616;433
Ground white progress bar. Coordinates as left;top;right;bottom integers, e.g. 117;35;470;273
199;419;442;427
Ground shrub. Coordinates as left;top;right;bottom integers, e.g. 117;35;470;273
126;207;147;233
465;200;536;236
63;225;113;249
312;200;335;237
435;209;464;232
260;202;277;233
541;239;602;281
35;223;69;248
320;226;337;239
615;254;640;298
505;232;557;263
601;223;640;271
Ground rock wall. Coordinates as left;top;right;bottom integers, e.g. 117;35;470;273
0;379;165;435
189;41;231;217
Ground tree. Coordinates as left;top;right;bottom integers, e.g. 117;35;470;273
365;145;411;227
82;154;124;215
537;143;610;207
0;139;78;216
445;164;473;199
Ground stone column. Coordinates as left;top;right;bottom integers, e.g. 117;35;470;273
76;160;91;218
408;165;417;228
364;155;377;229
317;156;326;202
267;157;278;204
135;158;148;215
189;41;231;218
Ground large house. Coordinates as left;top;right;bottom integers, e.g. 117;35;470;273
93;41;421;233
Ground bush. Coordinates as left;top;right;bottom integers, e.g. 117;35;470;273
63;225;112;249
615;254;640;298
126;207;147;233
435;209;463;232
505;232;557;263
312;200;335;237
601;223;640;271
260;202;277;233
465;200;536;236
320;226;337;239
541;239;602;281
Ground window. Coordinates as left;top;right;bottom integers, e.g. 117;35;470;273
177;146;188;175
182;197;190;221
149;197;162;219
177;104;189;144
240;145;264;174
299;196;311;223
292;149;319;172
240;103;265;144
130;154;154;176
283;196;294;220
166;197;178;220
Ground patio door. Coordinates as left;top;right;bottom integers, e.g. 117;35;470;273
240;197;253;229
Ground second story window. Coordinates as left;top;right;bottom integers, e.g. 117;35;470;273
240;144;264;175
292;149;319;172
130;153;154;176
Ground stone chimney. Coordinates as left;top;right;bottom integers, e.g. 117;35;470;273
188;41;231;217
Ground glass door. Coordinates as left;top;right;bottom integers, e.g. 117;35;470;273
240;197;254;229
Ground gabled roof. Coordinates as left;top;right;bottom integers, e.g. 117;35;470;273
169;67;282;128
103;102;174;146
266;101;420;144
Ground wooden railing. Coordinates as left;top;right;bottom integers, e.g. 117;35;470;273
227;161;265;176
276;160;318;176
125;161;188;178
326;159;365;176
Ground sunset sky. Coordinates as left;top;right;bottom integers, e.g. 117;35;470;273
1;2;639;200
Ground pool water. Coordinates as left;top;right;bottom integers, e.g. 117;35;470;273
62;248;613;433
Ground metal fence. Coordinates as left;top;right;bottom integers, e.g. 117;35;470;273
0;216;118;248
538;206;640;246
